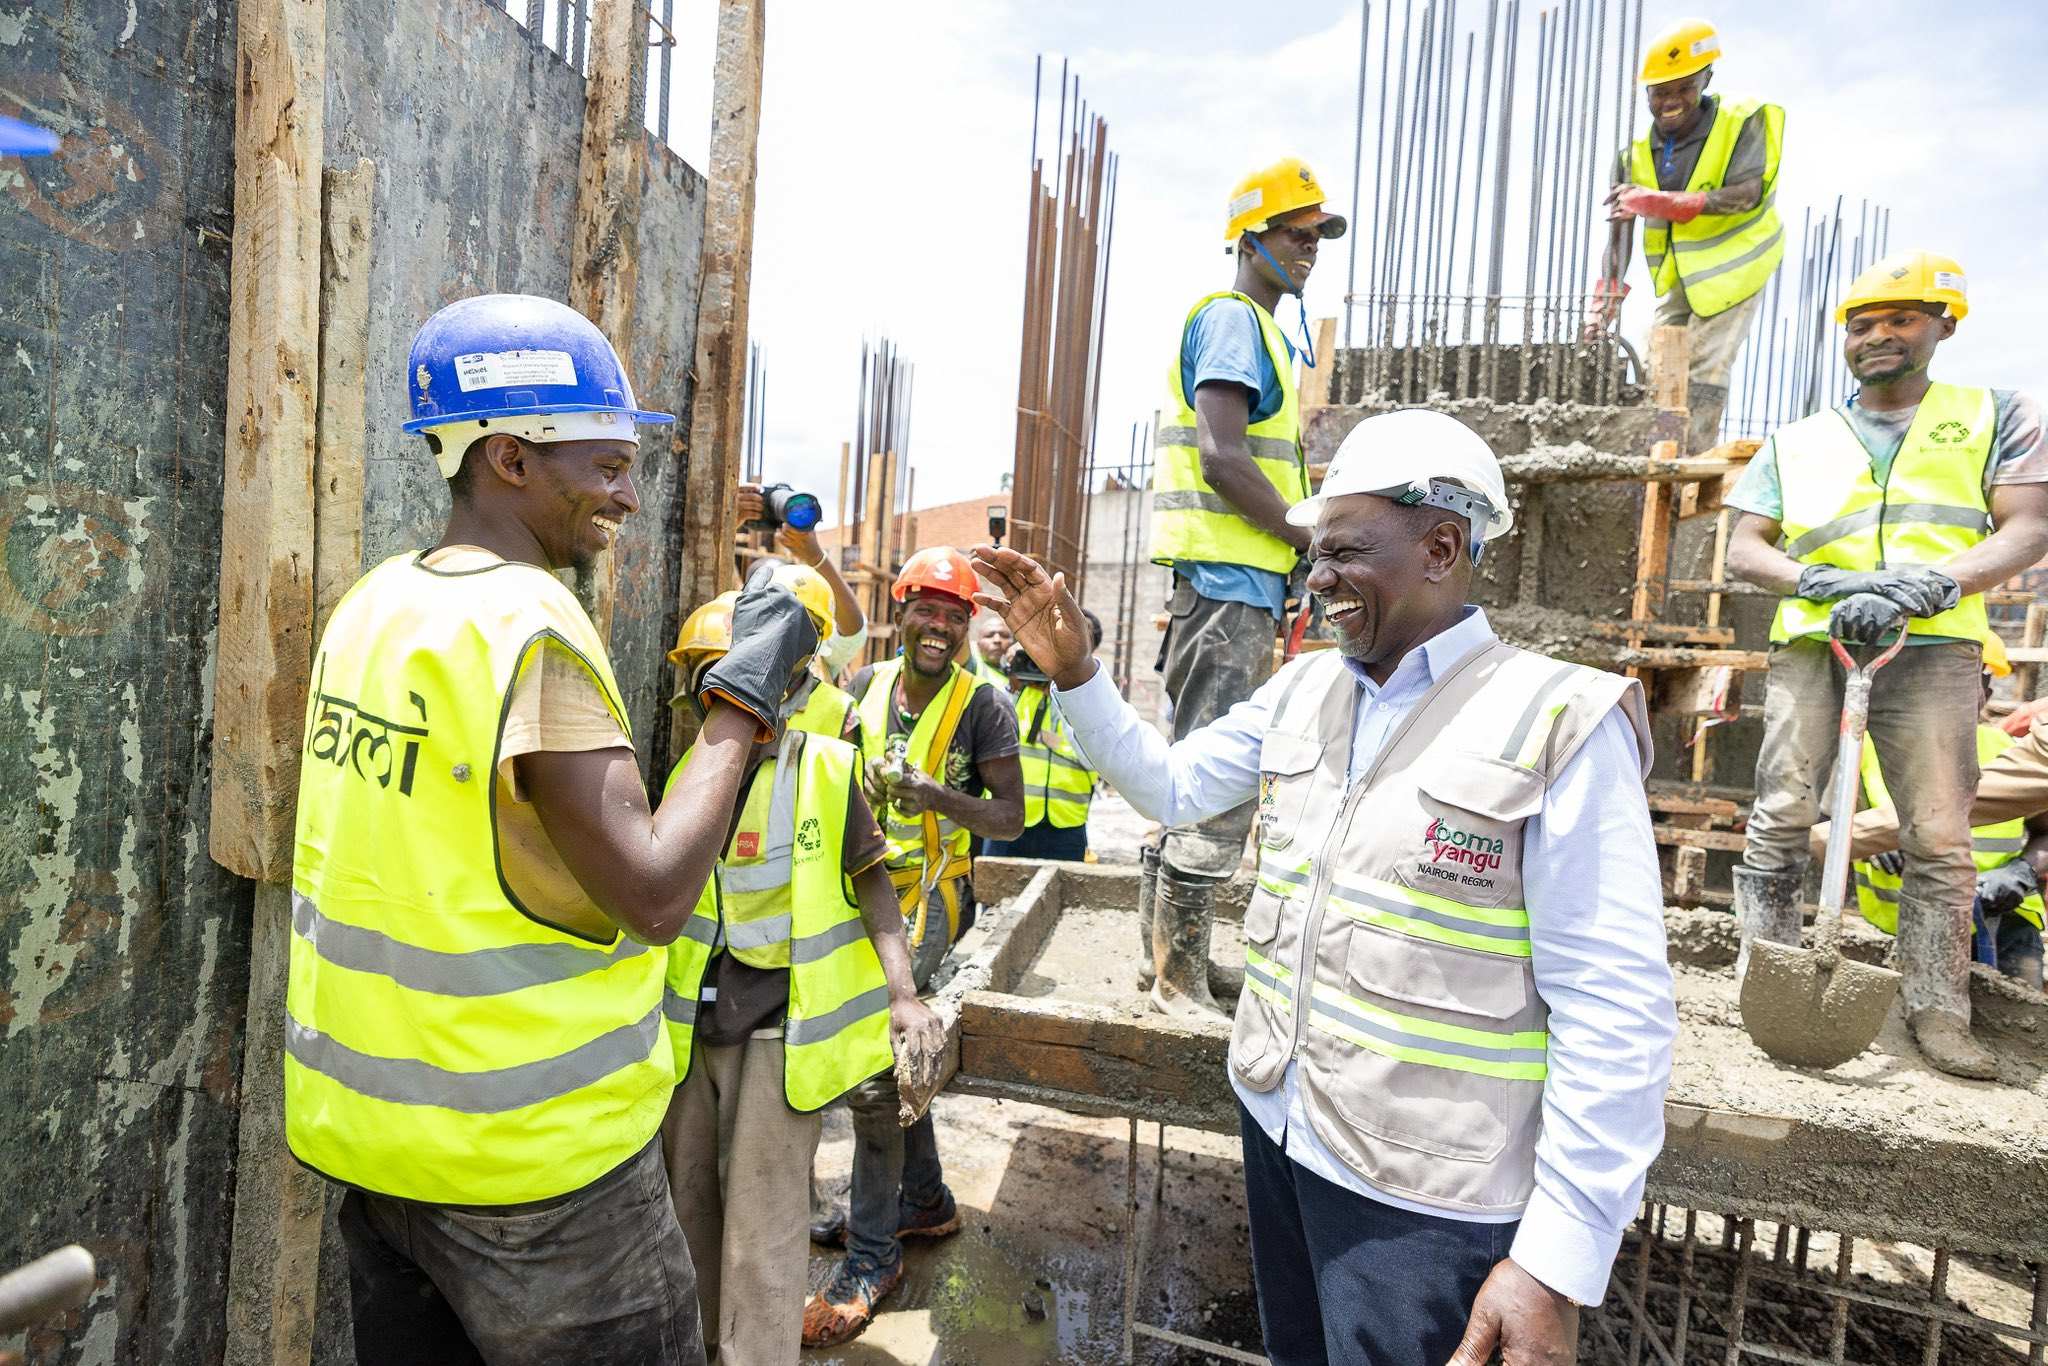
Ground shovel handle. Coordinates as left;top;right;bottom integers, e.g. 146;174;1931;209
1813;632;1910;951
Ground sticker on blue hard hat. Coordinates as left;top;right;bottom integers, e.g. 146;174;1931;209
453;349;579;392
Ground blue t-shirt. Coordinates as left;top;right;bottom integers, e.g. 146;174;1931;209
1174;297;1295;619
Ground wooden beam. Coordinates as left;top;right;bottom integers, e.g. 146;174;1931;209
672;0;767;753
568;0;649;641
208;0;326;884
313;159;372;639
1298;317;1340;408
1654;825;1748;853
1621;647;1771;671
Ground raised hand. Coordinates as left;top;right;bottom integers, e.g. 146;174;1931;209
968;545;1097;691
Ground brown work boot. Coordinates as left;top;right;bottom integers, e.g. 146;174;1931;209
1150;870;1230;1024
1908;1009;1997;1080
802;1252;904;1348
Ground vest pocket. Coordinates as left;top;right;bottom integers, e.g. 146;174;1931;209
1257;733;1324;851
1230;882;1293;1091
1400;754;1541;911
1309;924;1527;1164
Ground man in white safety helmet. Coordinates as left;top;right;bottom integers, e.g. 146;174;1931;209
970;408;1675;1365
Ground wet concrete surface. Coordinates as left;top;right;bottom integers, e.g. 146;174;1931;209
803;1095;1259;1365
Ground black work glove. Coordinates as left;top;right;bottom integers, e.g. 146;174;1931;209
1871;849;1907;877
1872;567;1962;620
1829;592;1906;644
1976;860;2040;917
696;562;821;737
1796;566;1894;602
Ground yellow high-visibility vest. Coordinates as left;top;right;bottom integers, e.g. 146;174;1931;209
1768;382;1996;646
1854;726;2045;933
662;729;894;1110
784;673;855;741
287;551;672;1206
1631;98;1785;317
1016;684;1095;829
1149;291;1307;575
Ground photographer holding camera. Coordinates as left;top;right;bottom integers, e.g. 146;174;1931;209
738;482;868;684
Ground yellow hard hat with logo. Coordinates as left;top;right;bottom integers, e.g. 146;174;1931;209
1224;158;1348;246
1836;250;1970;324
1984;632;2011;679
1639;18;1721;85
670;590;740;668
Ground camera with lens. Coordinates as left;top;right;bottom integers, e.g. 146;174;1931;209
745;482;823;534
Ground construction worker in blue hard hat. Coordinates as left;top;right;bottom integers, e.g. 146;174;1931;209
1726;251;2048;1079
660;564;943;1364
286;293;822;1363
1585;18;1784;453
1143;157;1346;1024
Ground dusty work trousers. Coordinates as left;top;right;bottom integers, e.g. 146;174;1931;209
1155;576;1278;879
1744;637;1982;1017
844;1071;945;1268
338;1137;703;1366
662;1035;823;1366
1653;270;1764;390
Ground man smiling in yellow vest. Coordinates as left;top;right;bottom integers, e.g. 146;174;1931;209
1145;157;1344;1022
1586;18;1782;452
661;566;942;1365
1726;252;2048;1078
288;295;820;1363
975;409;1676;1365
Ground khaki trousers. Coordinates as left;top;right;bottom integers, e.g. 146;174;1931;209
1654;270;1764;390
662;1036;823;1366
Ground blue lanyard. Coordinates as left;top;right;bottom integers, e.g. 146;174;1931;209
1248;236;1318;370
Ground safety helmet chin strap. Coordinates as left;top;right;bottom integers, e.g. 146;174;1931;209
1246;233;1318;371
1388;480;1497;566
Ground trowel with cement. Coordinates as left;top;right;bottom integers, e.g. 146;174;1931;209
1740;636;1903;1068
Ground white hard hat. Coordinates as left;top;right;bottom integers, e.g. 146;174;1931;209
1288;407;1513;544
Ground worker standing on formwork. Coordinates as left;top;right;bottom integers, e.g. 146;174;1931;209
1853;654;2047;991
1144;157;1345;1022
660;567;944;1365
974;409;1675;1364
286;295;820;1363
983;609;1106;863
738;481;871;688
1586;18;1783;453
804;547;1023;1348
1725;252;2048;1078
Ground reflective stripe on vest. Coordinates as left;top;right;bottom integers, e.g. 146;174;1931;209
1854;725;2046;933
660;729;895;1109
1016;686;1096;829
1769;383;1996;645
286;552;671;1206
855;659;988;874
1631;98;1785;317
1149;291;1308;575
1230;642;1647;1217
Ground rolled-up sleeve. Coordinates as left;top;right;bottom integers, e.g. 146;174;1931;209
1509;708;1676;1306
1052;664;1271;829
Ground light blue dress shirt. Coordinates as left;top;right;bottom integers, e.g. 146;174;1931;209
1053;607;1676;1306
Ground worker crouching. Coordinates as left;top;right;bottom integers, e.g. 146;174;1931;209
661;568;943;1365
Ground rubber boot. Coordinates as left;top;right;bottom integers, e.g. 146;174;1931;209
1907;1008;1998;1080
1732;866;1803;984
1687;382;1728;455
1151;869;1230;1024
1136;843;1160;992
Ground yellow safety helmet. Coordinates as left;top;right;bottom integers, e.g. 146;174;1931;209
1984;632;2011;679
1835;250;1970;324
1639;18;1720;85
669;590;740;667
1224;158;1348;246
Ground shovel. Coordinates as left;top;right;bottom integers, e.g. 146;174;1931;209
1740;633;1905;1068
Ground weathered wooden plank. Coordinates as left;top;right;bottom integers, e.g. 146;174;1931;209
1298;317;1339;408
1653;825;1748;852
569;0;649;643
209;0;326;883
672;0;766;753
313;159;371;637
1619;647;1771;672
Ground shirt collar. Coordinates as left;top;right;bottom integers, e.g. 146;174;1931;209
1341;605;1495;695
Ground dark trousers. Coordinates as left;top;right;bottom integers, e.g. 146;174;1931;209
844;1072;945;1268
337;1137;704;1366
1240;1103;1511;1366
983;820;1088;861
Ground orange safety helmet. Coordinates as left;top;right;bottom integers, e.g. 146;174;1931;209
892;546;980;611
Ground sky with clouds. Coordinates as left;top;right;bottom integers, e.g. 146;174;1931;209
656;0;2048;520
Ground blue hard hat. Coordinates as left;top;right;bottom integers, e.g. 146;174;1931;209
402;294;673;434
0;115;60;156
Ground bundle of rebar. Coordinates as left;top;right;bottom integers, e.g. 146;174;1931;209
835;337;915;661
1009;57;1118;592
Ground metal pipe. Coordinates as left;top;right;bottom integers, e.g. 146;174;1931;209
1345;0;1373;350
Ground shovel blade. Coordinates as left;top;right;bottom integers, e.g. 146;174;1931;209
1739;940;1902;1069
